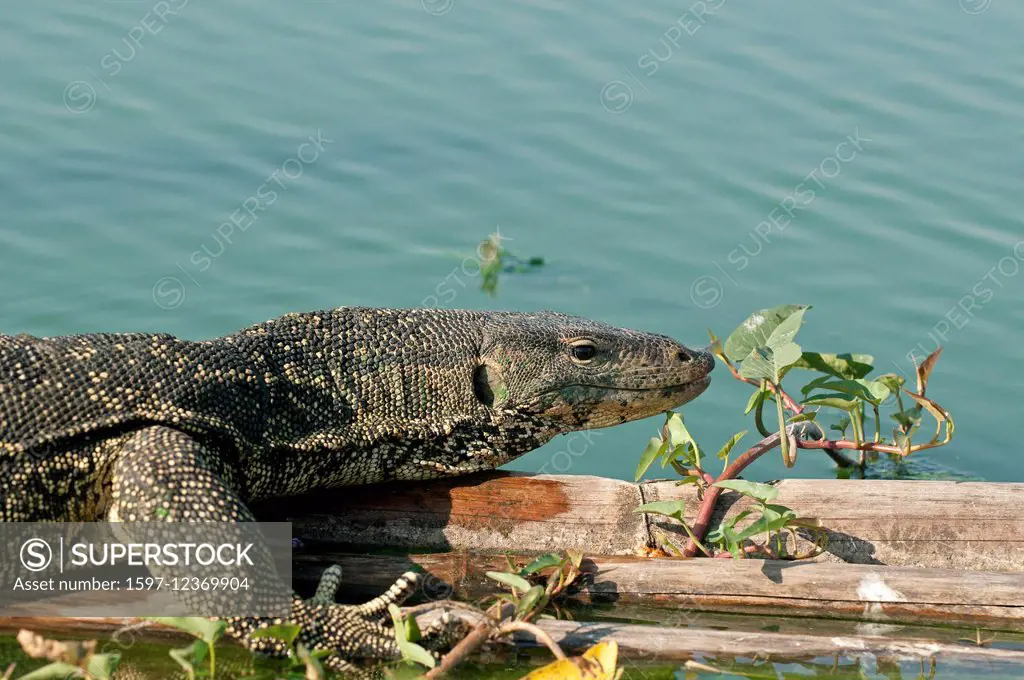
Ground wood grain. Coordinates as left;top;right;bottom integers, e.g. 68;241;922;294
265;472;1024;572
290;552;1024;631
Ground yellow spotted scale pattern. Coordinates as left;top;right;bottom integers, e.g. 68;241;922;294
0;306;713;674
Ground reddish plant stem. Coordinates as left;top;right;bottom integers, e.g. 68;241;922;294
723;362;803;413
681;431;916;556
798;438;913;456
684;469;717;485
682;433;782;557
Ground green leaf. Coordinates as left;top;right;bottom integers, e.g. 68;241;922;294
790;352;874;379
738;342;803;383
803;393;859;411
520;552;564;576
712;479;779;503
668;458;690;476
85;653;121;680
735;504;797;543
875;373;905;396
388;604;436;669
743;387;767;415
723;305;811;362
16;663;87;680
830;415;851;434
485;571;532;593
800;374;836;397
147;617;226;645
168;640;208;680
891;411;921;428
765;308;808;349
676;475;701;486
664;413;703;466
250;623;302;647
788;412;817;423
634;500;687;523
773;342;803;369
812;379;890;405
665;412;688;447
715;431;748;461
515;585;547;618
634;436;667;482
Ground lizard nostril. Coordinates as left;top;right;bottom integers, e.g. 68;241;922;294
676;349;693;363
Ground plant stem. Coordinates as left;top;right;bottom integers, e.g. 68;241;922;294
724;362;803;413
775;387;794;468
497;621;568;660
424;620;493;679
682;433;782;557
872;404;881;443
754;384;772;437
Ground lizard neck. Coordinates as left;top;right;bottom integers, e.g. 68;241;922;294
231;308;557;500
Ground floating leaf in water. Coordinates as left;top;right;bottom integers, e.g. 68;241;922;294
518;640;620;680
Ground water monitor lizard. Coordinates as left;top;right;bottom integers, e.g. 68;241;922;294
0;306;714;674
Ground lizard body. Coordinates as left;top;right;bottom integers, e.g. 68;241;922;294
0;307;713;673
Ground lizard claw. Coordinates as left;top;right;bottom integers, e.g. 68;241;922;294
247;568;468;674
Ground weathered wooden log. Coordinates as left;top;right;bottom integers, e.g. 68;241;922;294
258;472;1024;572
289;552;1024;631
5;615;1022;669
516;618;1024;665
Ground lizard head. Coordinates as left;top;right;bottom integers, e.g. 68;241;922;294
476;311;714;432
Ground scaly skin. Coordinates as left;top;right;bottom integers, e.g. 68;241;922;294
0;307;713;673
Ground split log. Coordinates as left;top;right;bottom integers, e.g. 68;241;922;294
258;472;1024;572
5;615;1022;670
289;552;1024;631
517;618;1024;665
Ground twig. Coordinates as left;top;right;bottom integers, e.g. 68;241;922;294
497;621;568;661
798;438;927;456
423;620;493;679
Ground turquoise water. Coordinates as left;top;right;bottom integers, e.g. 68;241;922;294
1;1;1023;484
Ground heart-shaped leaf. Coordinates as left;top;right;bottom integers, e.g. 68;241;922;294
712;479;779;503
724;305;810;362
790;352;874;379
634;500;687;523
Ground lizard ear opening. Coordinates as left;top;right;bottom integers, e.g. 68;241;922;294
472;363;507;408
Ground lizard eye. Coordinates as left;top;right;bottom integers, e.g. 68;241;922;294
570;342;598;363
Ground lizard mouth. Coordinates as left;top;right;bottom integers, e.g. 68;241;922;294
569;375;712;394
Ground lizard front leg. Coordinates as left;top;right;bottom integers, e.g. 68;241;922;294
107;425;419;673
